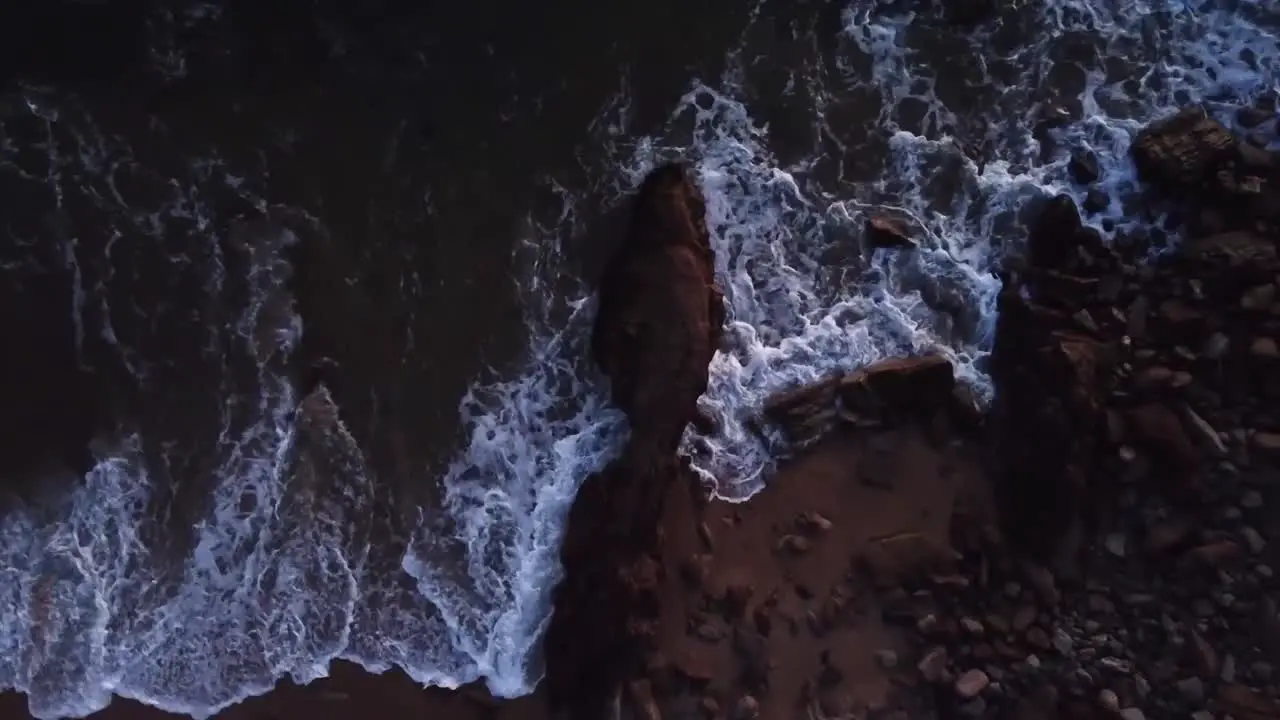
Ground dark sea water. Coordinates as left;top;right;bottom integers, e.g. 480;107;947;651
0;0;1275;717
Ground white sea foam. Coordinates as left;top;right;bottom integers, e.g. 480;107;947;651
0;0;1276;716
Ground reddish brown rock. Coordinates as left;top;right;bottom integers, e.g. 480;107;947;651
545;163;725;719
839;355;956;423
1133;107;1280;231
590;162;725;459
1124;403;1201;488
865;215;917;250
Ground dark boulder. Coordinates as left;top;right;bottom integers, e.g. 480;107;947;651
545;163;724;720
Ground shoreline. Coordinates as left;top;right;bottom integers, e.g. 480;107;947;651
4;102;1279;719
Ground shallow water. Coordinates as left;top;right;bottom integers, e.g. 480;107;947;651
0;0;1276;717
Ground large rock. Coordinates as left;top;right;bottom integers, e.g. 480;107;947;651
545;163;724;719
760;355;961;449
1132;107;1280;231
590;162;725;457
989;196;1120;562
1132;107;1239;193
839;355;956;421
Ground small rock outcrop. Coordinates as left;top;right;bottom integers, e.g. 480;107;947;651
544;163;725;719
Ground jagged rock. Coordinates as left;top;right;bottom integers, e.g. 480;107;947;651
761;354;959;447
591;162;725;457
1069;149;1100;184
861;532;959;586
865;215;918;250
839;355;956;423
545;163;724;719
1132;107;1238;194
1134;107;1280;230
762;376;841;447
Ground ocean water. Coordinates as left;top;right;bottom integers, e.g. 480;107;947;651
0;0;1276;717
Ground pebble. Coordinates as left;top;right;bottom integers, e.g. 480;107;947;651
918;647;948;682
961;616;985;636
1176;676;1205;704
959;698;986;718
1120;708;1146;720
875;649;899;670
1012;605;1037;631
1243;527;1267;554
1105;533;1128;557
1204;332;1230;359
954;669;990;699
1098;689;1120;713
1135;675;1151;699
1052;628;1074;654
1242;490;1264;509
1190;712;1213;720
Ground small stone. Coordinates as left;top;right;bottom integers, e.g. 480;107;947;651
1120;709;1146;720
1012;606;1037;632
1180;405;1228;456
1203;332;1230;360
1242;526;1267;554
917;613;939;634
961;617;985;636
959;698;987;718
734;694;759;720
1134;674;1151;698
1069;149;1101;183
1252;432;1280;456
875;649;899;670
1175;676;1205;704
1052;628;1074;654
1027;626;1052;650
1105;533;1128;557
777;534;811;554
1183;540;1243;568
1242;283;1278;310
1221;653;1237;683
1023;563;1059;605
1082;187;1109;213
1251;337;1280;359
1242;490;1263;509
918;646;948;682
1190;712;1213;720
1098;689;1120;713
955;669;990;699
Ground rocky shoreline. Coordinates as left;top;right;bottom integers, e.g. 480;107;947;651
4;104;1279;720
542;103;1280;720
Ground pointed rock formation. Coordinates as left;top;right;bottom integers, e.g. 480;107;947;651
544;163;725;719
